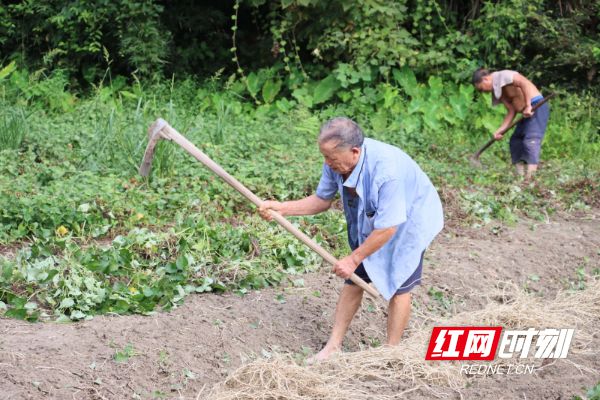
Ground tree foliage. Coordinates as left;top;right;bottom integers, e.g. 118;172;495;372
0;0;598;89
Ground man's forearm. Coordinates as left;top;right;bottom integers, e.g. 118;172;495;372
281;194;332;216
498;115;515;133
350;226;398;264
498;105;516;133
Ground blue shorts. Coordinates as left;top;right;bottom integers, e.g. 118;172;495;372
510;97;550;165
345;251;424;295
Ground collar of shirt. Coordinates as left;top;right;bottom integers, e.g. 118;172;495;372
342;143;366;189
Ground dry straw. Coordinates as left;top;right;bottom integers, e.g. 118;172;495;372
210;280;600;399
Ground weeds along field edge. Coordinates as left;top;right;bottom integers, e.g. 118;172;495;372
0;72;598;321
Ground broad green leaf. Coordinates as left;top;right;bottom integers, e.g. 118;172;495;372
423;104;442;131
60;298;75;308
0;61;16;80
475;114;500;133
281;0;294;8
392;66;418;98
459;83;475;100
275;98;294;113
372;109;389;132
261;79;281;103
56;314;71;323
400;114;421;134
176;254;188;270
70;310;86;320
449;93;469;121
312;75;340;105
428;76;443;100
408;97;426;114
382;84;399;109
291;87;313;108
246;72;261;96
442;105;459;125
5;308;27;320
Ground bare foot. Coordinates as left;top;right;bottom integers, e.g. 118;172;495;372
305;344;340;365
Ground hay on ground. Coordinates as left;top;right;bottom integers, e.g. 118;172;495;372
210;280;600;400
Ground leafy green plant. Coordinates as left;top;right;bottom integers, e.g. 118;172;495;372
572;381;600;400
0;67;597;323
587;382;600;400
114;343;137;362
427;286;453;315
0;107;27;150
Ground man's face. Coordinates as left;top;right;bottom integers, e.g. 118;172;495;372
475;75;492;92
319;140;361;175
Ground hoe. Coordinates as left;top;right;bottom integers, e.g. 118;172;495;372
139;119;381;300
469;93;554;167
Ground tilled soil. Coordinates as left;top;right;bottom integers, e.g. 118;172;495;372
1;211;598;400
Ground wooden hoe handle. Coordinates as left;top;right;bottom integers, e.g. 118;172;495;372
471;93;555;160
140;119;382;300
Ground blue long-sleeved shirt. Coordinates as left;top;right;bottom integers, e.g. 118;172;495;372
316;138;444;300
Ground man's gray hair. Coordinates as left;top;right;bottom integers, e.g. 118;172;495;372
318;117;364;149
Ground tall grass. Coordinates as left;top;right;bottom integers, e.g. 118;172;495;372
0;107;27;151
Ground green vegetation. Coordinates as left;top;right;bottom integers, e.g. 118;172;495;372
0;1;598;322
113;343;138;363
572;381;600;400
1;1;598;89
0;67;596;322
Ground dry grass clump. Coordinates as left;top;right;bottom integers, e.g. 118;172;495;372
467;280;599;343
210;280;599;400
209;345;461;400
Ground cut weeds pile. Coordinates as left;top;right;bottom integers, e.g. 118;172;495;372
210;280;600;400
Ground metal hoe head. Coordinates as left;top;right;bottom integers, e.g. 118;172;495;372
469;154;483;168
139;118;170;177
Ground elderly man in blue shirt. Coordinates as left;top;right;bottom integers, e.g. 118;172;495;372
259;117;444;361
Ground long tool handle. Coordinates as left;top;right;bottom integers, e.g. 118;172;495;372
472;93;555;160
144;119;382;300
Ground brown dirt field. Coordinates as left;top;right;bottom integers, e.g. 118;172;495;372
1;210;599;400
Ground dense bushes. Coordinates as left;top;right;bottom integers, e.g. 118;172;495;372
0;1;598;89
